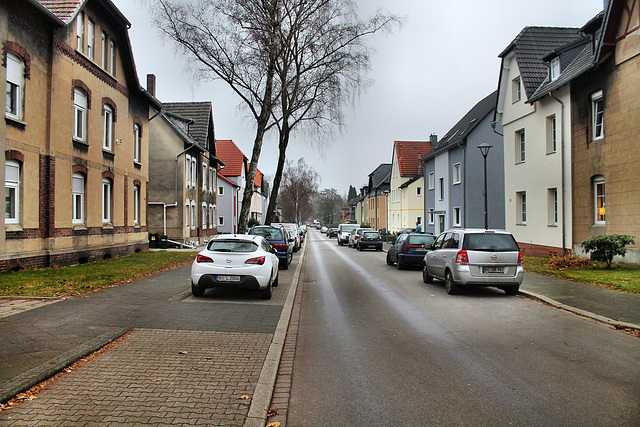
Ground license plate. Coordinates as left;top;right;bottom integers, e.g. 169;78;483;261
217;275;241;282
483;266;504;274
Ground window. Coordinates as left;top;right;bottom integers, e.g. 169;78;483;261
516;129;525;163
453;163;461;184
102;178;112;223
5;52;24;119
592;90;604;140
103;104;113;150
133;184;140;225
101;32;107;69
594;176;605;225
76;12;84;52
202;163;207;190
209;204;215;229
219;216;224;226
453;207;461;227
546;115;557;153
428;172;435;190
73;89;88;141
72;173;85;224
110;40;116;76
218;186;224;196
5;160;20;224
202;203;207;228
185;155;192;187
438;177;444;200
191;157;197;188
428;211;435;225
417;186;422;196
134;124;141;163
547;188;558;226
516;191;527;225
185;200;190;229
512;77;521;103
550;57;560;81
209;167;214;193
87;20;95;59
191;200;196;229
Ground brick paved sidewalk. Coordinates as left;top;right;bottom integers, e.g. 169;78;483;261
0;329;273;426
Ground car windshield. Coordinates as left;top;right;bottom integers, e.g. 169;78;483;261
363;232;380;239
208;240;258;253
462;233;519;251
407;235;435;246
249;228;284;241
340;225;359;233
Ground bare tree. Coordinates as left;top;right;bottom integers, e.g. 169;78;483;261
279;158;319;224
316;187;344;225
152;0;281;233
264;0;400;224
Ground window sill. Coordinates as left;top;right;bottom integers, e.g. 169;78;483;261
102;149;115;162
5;115;27;129
73;139;89;152
73;224;87;230
515;161;525;165
5;223;23;232
134;161;142;169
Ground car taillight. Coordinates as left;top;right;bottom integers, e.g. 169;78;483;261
518;251;524;265
272;244;287;251
245;256;266;265
403;244;422;252
456;250;469;264
196;254;214;263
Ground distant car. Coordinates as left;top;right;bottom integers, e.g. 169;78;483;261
357;231;383;251
272;223;301;252
337;223;360;246
348;227;373;248
328;228;338;238
191;234;279;300
321;226;328;234
387;233;436;270
248;225;293;270
422;229;524;295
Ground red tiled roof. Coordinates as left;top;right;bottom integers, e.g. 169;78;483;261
218;173;239;187
395;141;432;177
37;0;81;22
216;140;247;178
254;168;263;187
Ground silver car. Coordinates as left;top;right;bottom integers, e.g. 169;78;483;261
422;229;524;295
348;227;373;248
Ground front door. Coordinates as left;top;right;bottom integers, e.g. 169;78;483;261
438;214;446;234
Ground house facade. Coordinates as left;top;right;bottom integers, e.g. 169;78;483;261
216;173;239;234
423;91;504;235
367;164;391;230
216;139;247;233
2;0;160;271
388;140;433;233
147;94;221;246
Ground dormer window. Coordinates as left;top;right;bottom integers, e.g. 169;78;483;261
550;57;560;81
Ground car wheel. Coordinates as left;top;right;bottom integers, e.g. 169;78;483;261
260;280;273;300
396;259;404;270
191;281;205;297
377;246;382;251
503;285;519;296
358;244;362;251
386;253;393;266
445;271;460;295
422;265;433;283
273;273;279;288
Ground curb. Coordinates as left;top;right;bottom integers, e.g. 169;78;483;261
518;289;640;332
244;241;307;427
0;327;130;404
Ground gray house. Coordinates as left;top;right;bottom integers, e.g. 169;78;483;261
422;91;504;235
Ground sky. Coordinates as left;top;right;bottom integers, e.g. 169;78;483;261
114;0;605;197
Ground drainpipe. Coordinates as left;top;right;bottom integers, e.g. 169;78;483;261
549;92;566;255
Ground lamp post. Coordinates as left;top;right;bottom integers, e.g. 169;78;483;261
383;189;390;243
478;143;493;230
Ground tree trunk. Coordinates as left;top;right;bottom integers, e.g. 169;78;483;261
265;122;290;224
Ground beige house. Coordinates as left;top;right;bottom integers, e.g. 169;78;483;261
2;0;160;270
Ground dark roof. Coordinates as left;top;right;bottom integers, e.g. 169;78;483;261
163;102;213;150
368;164;391;188
500;27;583;99
424;91;497;160
399;171;424;189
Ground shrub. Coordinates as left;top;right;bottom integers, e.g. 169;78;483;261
248;217;261;228
544;255;592;270
581;234;635;268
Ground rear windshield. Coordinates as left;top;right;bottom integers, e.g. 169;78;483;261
208;240;258;253
340;225;359;232
249;227;284;241
462;233;519;251
407;235;435;246
363;232;380;239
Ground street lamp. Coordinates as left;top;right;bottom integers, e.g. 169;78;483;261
383;189;390;243
478;143;493;230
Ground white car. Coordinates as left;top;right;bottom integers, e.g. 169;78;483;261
191;234;280;299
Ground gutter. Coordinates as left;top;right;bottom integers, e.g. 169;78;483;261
549;92;567;255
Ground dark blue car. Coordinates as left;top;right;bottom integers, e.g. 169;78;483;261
386;233;436;270
248;225;293;270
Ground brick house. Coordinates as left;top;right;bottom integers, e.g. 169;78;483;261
2;0;161;270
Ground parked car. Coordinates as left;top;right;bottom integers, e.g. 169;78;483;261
321;226;328;234
191;234;279;300
422;229;524;295
248;225;293;270
272;223;301;252
386;233;436;269
348;227;373;248
327;228;338;238
357;231;383;251
337;223;360;246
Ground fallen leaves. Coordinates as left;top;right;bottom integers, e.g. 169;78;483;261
267;407;278;417
240;395;250;400
266;422;281;427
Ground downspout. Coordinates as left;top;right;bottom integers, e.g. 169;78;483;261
549;92;566;255
457;140;466;227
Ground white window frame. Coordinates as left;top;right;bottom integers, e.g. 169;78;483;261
87;19;95;59
416;186;422;197
453;206;461;227
76;12;84;52
185;154;191;187
428;172;435;190
546;115;557;154
453;163;461;184
72;173;85;224
594;176;605;225
133;184;140;225
209;204;215;229
5;52;24;120
109;40;115;76
219;216;224;226
218;186;224;196
73;89;88;141
209;167;214;194
512;76;521;103
548;188;558;226
428;211;435;225
101;32;107;69
191;200;196;230
438;177;444;201
185;200;190;229
102;178;112;223
516;129;526;163
550;57;560;81
5;160;20;224
592;90;604;141
516;191;527;225
191;157;197;189
103;104;113;150
134;124;141;163
202;163;207;191
202;203;207;229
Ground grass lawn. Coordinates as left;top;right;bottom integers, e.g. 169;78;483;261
0;250;198;298
524;256;640;294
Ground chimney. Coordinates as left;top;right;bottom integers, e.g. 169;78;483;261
429;134;438;145
147;74;156;98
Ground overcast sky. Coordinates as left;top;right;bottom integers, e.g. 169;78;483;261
114;0;604;196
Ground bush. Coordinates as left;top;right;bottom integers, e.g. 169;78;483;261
544;255;593;270
581;234;635;268
248;217;261;228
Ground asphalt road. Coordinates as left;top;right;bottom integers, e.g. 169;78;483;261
288;230;640;426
